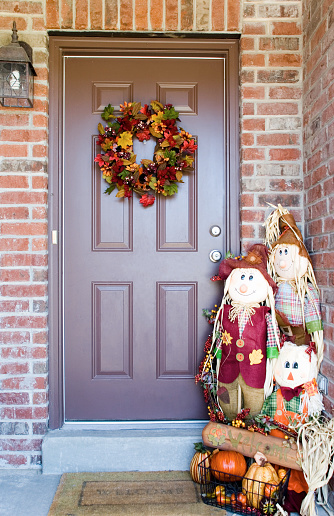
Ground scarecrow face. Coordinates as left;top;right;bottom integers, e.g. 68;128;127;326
274;342;316;388
273;244;308;280
228;268;269;304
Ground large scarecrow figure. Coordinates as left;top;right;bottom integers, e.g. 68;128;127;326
264;204;323;368
211;244;280;421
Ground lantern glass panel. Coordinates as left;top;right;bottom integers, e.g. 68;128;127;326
0;61;33;107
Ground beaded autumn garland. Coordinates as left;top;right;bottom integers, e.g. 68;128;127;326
94;100;198;206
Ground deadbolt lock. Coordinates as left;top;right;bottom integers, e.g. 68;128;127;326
210;225;221;237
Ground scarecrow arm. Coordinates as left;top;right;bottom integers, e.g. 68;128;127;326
265;312;279;359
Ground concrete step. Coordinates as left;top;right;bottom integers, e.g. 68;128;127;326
42;421;207;475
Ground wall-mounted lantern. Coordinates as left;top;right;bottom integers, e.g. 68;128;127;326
0;21;37;108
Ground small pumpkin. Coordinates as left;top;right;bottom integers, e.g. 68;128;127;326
216;492;231;505
215;485;225;497
264;481;278;498
277;468;287;481
189;442;210;484
210;450;247;482
242;452;279;509
237;492;247;507
231;492;247;509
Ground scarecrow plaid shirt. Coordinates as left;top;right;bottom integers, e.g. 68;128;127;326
275;282;322;330
262;389;301;418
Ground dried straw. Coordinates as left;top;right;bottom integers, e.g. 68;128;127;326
296;416;334;516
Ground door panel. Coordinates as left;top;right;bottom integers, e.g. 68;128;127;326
64;55;229;420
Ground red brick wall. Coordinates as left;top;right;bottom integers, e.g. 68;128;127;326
303;0;334;417
240;2;303;244
0;0;315;469
0;5;49;467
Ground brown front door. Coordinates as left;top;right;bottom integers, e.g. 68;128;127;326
60;40;239;421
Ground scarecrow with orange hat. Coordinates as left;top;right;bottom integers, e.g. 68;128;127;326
207;243;280;421
264;204;323;368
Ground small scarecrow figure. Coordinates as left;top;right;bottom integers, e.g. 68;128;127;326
209;244;280;421
261;341;323;515
262;341;323;433
264;204;323;367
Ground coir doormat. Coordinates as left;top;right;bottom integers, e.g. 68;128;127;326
48;471;225;515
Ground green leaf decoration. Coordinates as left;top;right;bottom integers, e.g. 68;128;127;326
150;100;164;113
119;170;131;180
194;442;208;453
163;106;179;120
98;123;105;135
164;183;178;196
110;121;121;132
101;104;116;121
163;149;177;166
149;176;157;189
104;185;116;195
224;251;235;259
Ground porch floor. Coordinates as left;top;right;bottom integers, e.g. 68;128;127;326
0;469;331;516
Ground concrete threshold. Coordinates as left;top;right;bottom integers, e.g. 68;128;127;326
42;420;207;475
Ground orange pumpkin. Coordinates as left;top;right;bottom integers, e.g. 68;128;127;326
189;442;211;484
210;450;247;481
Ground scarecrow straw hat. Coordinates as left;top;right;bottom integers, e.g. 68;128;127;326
218;243;278;293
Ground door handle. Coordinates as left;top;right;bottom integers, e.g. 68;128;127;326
209;250;222;263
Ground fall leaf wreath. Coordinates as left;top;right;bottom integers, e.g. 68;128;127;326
94;100;198;206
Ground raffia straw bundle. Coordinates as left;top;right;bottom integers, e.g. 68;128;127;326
296;416;334;516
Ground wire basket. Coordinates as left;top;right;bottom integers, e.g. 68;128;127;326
198;457;290;515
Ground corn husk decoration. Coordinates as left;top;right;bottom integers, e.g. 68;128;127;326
296;416;334;516
264;203;323;368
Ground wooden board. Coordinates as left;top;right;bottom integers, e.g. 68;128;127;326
202;422;302;471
